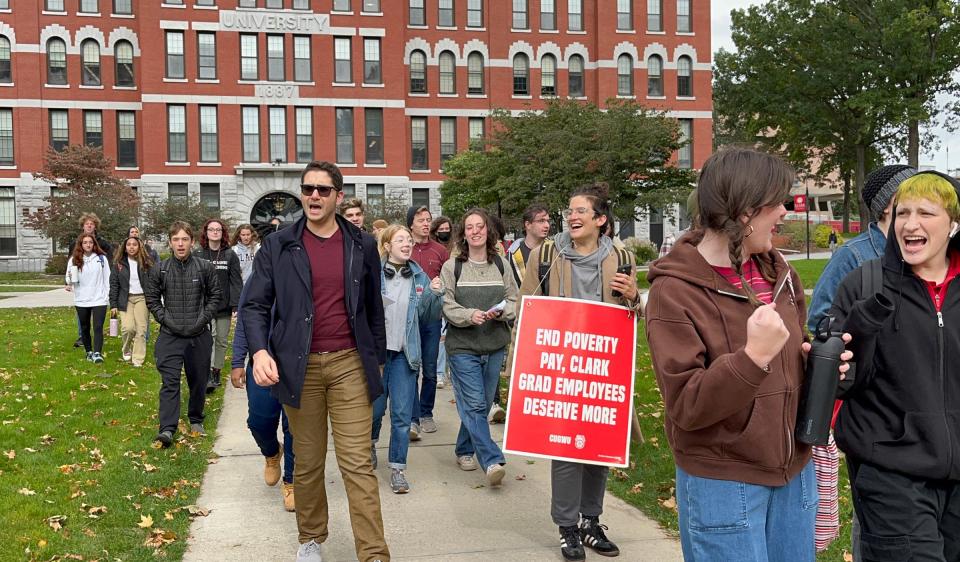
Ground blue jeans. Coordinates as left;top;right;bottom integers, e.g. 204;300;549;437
245;364;295;484
448;349;506;471
413;320;442;423
371;350;418;469
676;461;817;562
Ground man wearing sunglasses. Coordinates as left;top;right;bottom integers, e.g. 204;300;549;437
243;161;389;562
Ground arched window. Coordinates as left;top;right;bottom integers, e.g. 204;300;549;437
115;40;134;87
540;54;556;96
409;49;426;93
47;38;67;85
647;54;663;96
617;54;633;96
467;52;484;95
568;54;584;97
0;36;10;83
81;40;101;86
438;50;456;94
677;55;692;96
512;53;529;95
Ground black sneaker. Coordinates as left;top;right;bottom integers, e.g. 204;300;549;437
206;368;221;394
580;516;620;557
74;337;83;348
155;430;174;448
559;525;585;561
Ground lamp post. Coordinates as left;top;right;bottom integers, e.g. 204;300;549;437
806;184;811;260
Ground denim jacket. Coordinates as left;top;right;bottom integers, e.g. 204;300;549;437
807;222;885;333
382;259;442;372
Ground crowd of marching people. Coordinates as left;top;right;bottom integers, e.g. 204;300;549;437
60;149;960;562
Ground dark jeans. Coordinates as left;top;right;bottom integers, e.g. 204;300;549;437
155;330;211;434
245;364;294;484
413;319;442;423
849;460;960;562
76;305;107;354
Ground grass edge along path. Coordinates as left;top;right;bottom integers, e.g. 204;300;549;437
0;307;224;561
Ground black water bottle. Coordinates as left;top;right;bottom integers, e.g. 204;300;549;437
795;316;845;446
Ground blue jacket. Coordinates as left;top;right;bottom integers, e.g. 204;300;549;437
243;215;387;407
382;258;442;372
807;222;885;333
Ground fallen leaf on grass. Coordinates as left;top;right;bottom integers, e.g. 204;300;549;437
164;511;175;521
142;463;157;473
17;487;36;495
184;505;211;517
46;515;67;531
843;552;853;562
84;505;107;518
137;514;154;528
59;464;81;474
629;483;644;494
611;468;629;481
3;449;14;459
23;447;37;453
40;434;55;445
69;490;86;500
144;528;177;549
660;496;677;511
206;457;219;465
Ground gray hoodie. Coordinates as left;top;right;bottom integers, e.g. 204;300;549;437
555;231;613;302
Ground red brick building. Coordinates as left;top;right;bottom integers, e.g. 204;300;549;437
0;0;711;270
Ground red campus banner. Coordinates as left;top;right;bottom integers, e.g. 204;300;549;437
503;296;638;467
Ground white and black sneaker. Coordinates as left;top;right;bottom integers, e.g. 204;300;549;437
559;525;585;561
580;516;620;557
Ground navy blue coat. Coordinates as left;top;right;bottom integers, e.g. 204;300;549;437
242;214;386;407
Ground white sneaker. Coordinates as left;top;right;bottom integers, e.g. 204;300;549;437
409;422;421;441
436;374;446;389
486;464;506;486
488;403;506;424
296;539;323;562
457;455;478;471
122;353;132;362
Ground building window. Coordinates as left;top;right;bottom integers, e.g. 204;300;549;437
439;0;454;26
366;184;384;214
363;0;379;11
513;0;528;29
117;111;136;167
365;108;383;165
242;106;260;162
467;0;483;27
0;187;14;256
363;38;381;85
46;0;65;10
647;0;662;31
409;0;425;25
84;110;102;148
240;35;258;81
80;0;99;13
334;37;351;83
47;38;67;85
541;0;556;30
294;36;311;82
50;110;69;152
200;183;220;212
440;117;456;166
468;117;484;148
438;51;455;94
678;118;692;169
677;55;692;96
265;0;282;8
677;0;691;32
168;183;188;203
295;107;313;163
617;0;632;30
165;32;184;79
411;117;427;170
293;0;310;9
617;54;633;95
335;107;353;164
167;105;186;162
342;183;356;197
269;107;286;163
81;40;101;86
647;55;663;96
0;109;11;165
541;54;556;96
409;50;426;93
568;0;583;31
197;0;215;6
513;53;529;95
0;37;10;83
267;35;284;81
115;40;134;86
114;0;132;14
467;52;484;95
198;32;217;80
568;54;584;96
333;0;350;10
199;105;218;162
412;188;430;208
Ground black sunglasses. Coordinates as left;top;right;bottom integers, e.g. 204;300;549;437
300;184;340;197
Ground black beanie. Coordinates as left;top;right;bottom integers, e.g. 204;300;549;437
405;206;417;228
862;165;916;220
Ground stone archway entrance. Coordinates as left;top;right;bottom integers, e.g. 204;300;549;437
250;191;303;239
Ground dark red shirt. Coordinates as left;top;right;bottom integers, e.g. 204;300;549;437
411;239;449;279
923;250;960;312
302;227;356;353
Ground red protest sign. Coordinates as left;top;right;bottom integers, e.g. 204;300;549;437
794;194;807;213
503;296;637;467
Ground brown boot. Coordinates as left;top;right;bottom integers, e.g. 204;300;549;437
264;451;281;486
282;482;295;512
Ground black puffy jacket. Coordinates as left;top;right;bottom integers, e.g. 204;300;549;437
145;253;223;338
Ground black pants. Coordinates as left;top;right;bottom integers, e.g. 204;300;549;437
849;460;960;562
155;330;212;434
76;305;107;354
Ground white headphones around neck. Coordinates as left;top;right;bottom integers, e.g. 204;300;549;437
951;222;959;238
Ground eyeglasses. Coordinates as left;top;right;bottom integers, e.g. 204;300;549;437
300;184;340;197
531;218;551;224
561;207;595;219
206;227;222;232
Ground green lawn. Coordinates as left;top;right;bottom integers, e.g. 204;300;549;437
0;286;61;293
791;259;830;291
0;308;223;561
0;273;63;286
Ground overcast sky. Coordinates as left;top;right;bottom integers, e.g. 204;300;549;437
711;0;960;172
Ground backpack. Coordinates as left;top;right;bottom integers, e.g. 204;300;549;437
535;239;631;296
453;255;506;288
860;258;883;299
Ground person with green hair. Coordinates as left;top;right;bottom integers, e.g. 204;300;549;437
829;171;960;561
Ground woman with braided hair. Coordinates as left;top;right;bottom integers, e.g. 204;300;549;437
645;147;852;561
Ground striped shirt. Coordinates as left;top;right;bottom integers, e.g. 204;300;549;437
713;258;774;304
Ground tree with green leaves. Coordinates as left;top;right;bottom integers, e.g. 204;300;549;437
440;99;695;229
140;195;223;241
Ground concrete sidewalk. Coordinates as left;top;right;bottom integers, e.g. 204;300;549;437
0;287;74;308
184;381;682;562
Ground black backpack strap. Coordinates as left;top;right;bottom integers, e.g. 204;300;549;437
860;258;883;297
454;259;463;286
494;255;505;276
537;240;556;296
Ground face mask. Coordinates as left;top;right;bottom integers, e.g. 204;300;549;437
436;231;451;243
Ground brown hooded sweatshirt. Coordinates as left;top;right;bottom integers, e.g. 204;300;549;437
645;236;811;486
